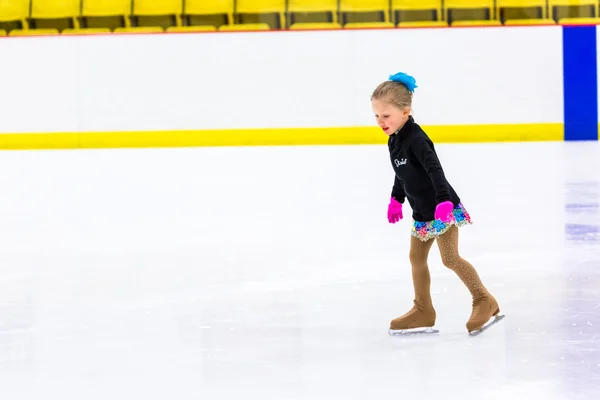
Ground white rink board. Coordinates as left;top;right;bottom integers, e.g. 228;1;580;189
0;26;563;134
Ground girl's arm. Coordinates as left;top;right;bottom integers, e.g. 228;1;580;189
391;175;406;203
411;136;451;204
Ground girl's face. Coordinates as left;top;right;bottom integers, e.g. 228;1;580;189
371;98;410;136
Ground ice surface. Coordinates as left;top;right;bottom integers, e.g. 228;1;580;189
0;141;598;399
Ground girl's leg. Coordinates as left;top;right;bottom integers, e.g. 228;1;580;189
409;234;436;309
390;235;437;332
436;225;487;298
435;225;500;332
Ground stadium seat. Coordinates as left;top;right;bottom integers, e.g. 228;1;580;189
10;28;60;36
114;26;164;33
340;0;391;24
550;1;597;21
218;23;271;31
0;0;29;29
444;0;495;23
497;0;547;21
31;0;81;29
0;29;6;36
397;20;448;27
166;26;217;32
451;19;502;26
81;0;132;29
392;0;442;24
289;22;342;29
504;18;556;24
184;0;234;28
62;28;112;34
235;0;286;29
132;0;182;28
288;0;338;26
344;22;395;28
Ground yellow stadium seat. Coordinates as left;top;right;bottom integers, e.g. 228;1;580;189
392;0;442;23
0;0;29;29
497;0;547;20
235;0;286;29
340;0;391;24
62;28;112;34
288;0;338;25
289;22;342;29
9;28;60;36
132;0;182;27
166;26;217;32
445;0;495;23
184;0;234;27
82;0;131;18
559;16;600;24
31;0;80;29
344;21;395;28
218;23;270;31
114;26;164;33
133;0;181;17
550;1;598;20
451;19;501;26
397;20;448;27
0;29;6;36
504;18;556;24
81;0;132;28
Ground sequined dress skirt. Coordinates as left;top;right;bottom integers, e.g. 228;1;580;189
411;202;472;242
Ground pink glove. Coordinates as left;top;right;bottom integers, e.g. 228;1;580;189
434;201;454;223
387;197;403;223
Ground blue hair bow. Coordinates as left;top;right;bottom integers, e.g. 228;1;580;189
389;72;417;92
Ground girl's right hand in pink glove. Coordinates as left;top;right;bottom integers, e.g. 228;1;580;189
387;197;403;224
434;201;454;223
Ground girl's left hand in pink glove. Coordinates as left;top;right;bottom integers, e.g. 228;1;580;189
434;201;454;223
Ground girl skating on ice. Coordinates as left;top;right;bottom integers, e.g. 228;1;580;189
371;72;504;336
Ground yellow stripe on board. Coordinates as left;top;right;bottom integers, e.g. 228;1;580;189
0;133;80;150
425;123;563;143
0;123;563;150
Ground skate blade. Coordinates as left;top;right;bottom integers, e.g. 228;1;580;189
389;327;439;336
469;313;505;337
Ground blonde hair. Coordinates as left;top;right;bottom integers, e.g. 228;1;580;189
371;80;413;110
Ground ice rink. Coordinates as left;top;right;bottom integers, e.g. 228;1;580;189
0;140;598;400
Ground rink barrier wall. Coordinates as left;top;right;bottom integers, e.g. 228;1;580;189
0;24;597;149
0;123;565;150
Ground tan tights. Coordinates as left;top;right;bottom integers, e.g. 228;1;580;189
410;225;487;303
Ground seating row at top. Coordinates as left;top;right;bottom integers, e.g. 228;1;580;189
0;0;599;32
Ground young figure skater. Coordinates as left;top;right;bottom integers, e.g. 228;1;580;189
372;72;504;336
